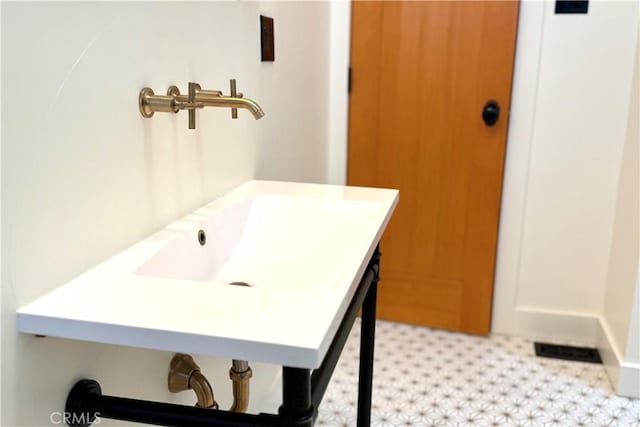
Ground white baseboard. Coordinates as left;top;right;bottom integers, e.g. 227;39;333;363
494;306;600;343
598;317;640;398
492;306;639;398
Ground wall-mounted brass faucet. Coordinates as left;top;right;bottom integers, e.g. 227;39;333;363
139;79;265;129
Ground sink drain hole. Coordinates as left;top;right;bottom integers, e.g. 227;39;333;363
228;281;251;287
198;230;206;246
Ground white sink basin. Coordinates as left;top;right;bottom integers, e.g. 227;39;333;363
136;194;382;292
17;180;398;368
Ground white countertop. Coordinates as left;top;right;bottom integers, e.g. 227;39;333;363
17;180;398;368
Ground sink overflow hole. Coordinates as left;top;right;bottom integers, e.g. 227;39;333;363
228;282;252;287
198;230;206;246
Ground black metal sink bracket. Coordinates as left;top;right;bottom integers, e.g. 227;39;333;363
64;245;381;427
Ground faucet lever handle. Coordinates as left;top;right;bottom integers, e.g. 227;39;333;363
169;84;203;130
188;82;199;129
230;79;241;119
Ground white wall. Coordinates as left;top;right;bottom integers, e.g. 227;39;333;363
603;31;639;361
599;29;640;398
254;2;330;183
492;0;639;342
1;1;331;425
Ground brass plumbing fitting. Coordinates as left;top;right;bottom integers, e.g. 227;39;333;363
168;354;252;413
139;79;265;130
229;360;253;413
168;353;218;409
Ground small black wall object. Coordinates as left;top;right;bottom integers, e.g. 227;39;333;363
260;15;275;62
555;0;589;14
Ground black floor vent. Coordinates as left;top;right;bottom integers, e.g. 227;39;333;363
534;342;602;364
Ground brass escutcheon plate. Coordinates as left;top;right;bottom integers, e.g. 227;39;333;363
139;87;155;118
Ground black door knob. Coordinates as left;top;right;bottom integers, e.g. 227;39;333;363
482;100;500;126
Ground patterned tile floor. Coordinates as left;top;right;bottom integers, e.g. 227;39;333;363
316;319;640;427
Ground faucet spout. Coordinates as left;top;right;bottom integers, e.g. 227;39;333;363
178;91;265;120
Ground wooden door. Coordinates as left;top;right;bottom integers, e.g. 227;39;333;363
348;1;519;334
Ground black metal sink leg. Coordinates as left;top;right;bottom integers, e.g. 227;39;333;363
279;368;314;427
357;248;379;427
